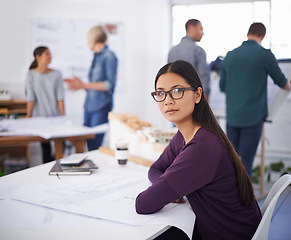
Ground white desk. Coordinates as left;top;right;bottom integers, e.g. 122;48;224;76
0;150;195;240
0;116;108;162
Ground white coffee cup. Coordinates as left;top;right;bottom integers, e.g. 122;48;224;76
115;138;129;165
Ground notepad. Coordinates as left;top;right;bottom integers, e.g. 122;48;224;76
60;153;89;166
49;161;91;175
49;155;98;175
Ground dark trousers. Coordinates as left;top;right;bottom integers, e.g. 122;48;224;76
84;106;110;151
227;120;263;177
154;224;202;240
41;142;54;164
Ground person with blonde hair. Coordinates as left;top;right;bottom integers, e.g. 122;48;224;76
64;25;118;150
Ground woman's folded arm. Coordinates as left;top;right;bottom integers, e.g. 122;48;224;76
135;177;180;214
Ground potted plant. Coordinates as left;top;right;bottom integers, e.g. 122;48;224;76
269;161;285;182
252;165;268;184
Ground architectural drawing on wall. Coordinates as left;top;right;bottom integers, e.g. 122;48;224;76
30;18;124;124
30;18;123;82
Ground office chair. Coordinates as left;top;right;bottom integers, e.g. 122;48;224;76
251;174;291;240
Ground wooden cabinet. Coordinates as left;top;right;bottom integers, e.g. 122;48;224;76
0;100;27;118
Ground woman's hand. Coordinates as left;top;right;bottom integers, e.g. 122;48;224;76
64;76;84;90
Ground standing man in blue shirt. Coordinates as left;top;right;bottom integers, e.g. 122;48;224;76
220;22;291;177
168;19;210;99
64;25;118;150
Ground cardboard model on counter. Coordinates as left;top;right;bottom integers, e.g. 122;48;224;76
108;112;176;163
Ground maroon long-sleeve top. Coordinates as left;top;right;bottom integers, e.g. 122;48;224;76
135;127;261;240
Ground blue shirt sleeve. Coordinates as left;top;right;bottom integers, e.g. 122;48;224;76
103;52;118;91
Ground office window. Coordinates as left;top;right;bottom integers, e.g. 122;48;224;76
270;0;291;58
171;1;271;62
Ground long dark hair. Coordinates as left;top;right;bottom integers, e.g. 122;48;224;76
29;46;48;69
154;60;255;206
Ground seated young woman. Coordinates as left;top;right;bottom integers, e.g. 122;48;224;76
135;60;261;240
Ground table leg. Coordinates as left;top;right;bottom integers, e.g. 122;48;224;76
54;139;64;160
259;125;265;196
71;140;86;153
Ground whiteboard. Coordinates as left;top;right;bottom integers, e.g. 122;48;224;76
30;18;123;81
266;60;291;122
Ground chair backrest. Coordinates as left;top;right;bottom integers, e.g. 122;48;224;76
251;174;291;240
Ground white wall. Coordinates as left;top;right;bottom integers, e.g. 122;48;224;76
0;0;172;129
0;0;290;159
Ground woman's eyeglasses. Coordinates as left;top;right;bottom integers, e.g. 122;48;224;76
151;87;197;102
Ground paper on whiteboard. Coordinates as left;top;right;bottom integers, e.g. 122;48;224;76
266;88;289;122
266;61;291;122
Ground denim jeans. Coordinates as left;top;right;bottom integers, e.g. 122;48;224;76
84;105;111;151
227;120;263;178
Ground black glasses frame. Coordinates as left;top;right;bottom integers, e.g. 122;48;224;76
151;87;197;102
